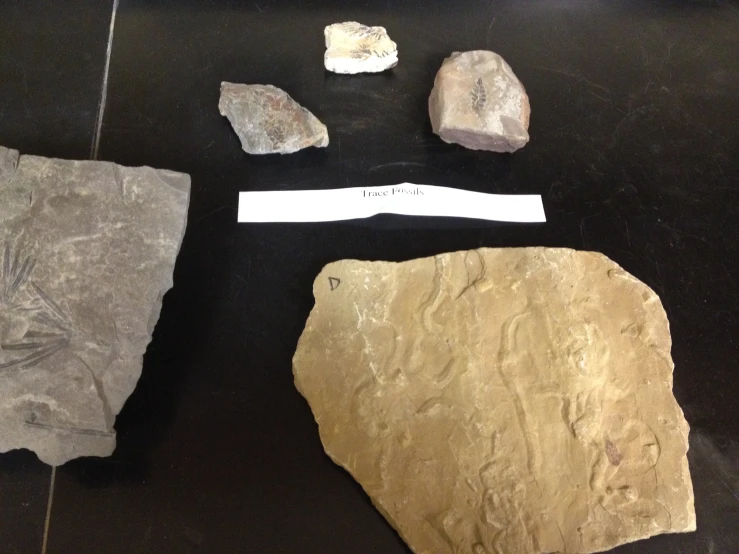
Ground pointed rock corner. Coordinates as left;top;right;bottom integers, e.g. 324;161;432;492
324;21;398;74
429;50;531;153
293;248;695;553
219;82;329;155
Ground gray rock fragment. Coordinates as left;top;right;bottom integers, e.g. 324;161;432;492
0;146;190;466
429;50;531;153
219;82;329;155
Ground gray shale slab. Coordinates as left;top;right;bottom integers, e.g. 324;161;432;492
0;146;190;466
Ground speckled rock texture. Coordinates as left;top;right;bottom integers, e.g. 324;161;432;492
219;82;329;155
324;21;398;74
293;248;695;554
0;146;190;465
429;51;530;153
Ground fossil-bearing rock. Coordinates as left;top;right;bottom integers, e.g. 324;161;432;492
0;146;190;465
324;21;398;74
293;248;695;553
429;51;530;153
219;82;329;155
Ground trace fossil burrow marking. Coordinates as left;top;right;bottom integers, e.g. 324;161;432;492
605;439;622;466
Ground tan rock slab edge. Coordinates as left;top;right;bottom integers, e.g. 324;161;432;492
293;248;695;554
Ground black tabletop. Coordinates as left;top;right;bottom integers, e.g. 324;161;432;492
1;1;737;553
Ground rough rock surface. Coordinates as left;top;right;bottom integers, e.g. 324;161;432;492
429;51;530;153
219;82;329;155
0;146;190;465
324;22;398;74
293;248;695;554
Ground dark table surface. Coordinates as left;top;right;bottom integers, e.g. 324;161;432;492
1;1;737;553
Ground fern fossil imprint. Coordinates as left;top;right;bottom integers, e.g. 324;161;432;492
350;46;392;59
471;77;487;114
343;22;386;42
0;242;71;371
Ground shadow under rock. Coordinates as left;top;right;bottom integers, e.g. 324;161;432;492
56;219;217;486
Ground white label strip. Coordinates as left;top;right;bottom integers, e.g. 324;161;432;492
238;183;545;223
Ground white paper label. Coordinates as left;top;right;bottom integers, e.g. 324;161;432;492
237;183;545;223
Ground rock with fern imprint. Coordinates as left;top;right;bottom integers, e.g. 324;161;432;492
324;22;398;74
0;146;190;465
219;82;329;155
429;51;530;153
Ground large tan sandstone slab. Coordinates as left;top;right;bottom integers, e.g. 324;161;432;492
293;248;695;553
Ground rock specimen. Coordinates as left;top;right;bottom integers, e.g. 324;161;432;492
429;51;530;153
293;248;695;554
0;146;190;465
324;22;398;74
219;82;329;155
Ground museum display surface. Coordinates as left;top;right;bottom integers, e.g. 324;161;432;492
0;1;736;552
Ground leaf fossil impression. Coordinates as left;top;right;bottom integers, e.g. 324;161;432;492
471;77;487;113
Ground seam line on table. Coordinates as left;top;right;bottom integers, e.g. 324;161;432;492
91;0;120;161
42;1;120;552
40;467;56;554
